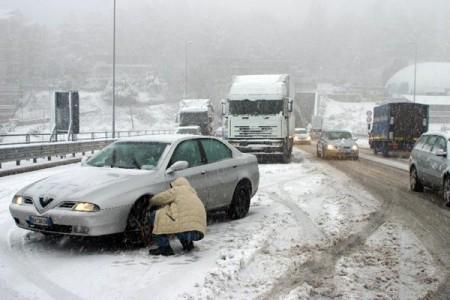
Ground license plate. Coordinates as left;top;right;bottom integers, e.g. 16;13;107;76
29;216;52;226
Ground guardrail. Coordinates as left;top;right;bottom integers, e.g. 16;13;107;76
0;129;173;169
0;129;173;146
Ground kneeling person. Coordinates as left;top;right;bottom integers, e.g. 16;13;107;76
149;177;207;256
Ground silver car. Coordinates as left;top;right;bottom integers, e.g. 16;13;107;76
409;131;450;206
316;130;359;160
9;135;259;238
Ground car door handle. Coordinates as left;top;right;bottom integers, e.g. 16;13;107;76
201;170;207;175
232;165;237;169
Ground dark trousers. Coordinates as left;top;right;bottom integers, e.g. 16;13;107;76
149;210;202;248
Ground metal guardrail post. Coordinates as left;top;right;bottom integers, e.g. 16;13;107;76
26;134;30;144
91;132;95;140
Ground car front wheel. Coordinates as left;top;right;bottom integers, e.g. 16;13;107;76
227;181;251;219
410;167;424;192
123;197;150;246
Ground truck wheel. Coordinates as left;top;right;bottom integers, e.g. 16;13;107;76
382;143;389;157
316;146;320;157
227;181;251;219
410;167;424;192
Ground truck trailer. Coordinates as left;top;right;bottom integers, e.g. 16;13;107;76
369;102;429;156
224;74;295;162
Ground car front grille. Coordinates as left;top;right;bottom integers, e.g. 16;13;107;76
234;126;278;138
24;197;33;204
59;202;76;209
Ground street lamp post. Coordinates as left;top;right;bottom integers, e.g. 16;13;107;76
112;0;117;138
184;41;192;98
413;43;417;103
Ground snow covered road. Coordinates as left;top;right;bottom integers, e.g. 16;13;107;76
0;150;446;299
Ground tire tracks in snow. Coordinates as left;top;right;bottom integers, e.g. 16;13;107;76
261;170;392;299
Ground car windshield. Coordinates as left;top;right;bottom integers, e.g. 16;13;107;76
326;131;352;140
87;142;169;169
295;129;307;134
229;100;283;115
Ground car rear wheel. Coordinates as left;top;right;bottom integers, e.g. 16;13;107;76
227;181;251;220
443;176;450;207
410;167;424;192
123;197;150;246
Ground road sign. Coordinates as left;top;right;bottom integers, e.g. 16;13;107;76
366;110;372;117
366;116;372;123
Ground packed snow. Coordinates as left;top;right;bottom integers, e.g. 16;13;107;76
0;149;444;299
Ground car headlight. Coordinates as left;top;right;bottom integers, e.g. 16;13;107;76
72;202;100;212
327;144;336;150
12;195;24;205
352;145;359;151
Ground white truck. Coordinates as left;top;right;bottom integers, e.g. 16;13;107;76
177;99;214;135
224;74;295;162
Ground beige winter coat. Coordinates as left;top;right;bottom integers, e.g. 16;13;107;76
150;177;207;236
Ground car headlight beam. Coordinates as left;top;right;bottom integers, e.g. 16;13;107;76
73;202;100;212
12;195;24;205
352;145;359;151
327;144;336;150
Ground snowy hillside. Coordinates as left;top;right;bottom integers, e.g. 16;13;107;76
8;91;177;135
320;97;376;135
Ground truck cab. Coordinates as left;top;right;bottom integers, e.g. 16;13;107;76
224;74;295;162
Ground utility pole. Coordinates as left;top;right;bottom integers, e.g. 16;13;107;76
413;43;417;103
184;41;192;98
112;0;117;138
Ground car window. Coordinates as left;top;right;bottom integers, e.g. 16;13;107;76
432;137;447;153
414;135;427;150
169;139;203;168
200;139;232;163
422;135;437;152
326;131;352;140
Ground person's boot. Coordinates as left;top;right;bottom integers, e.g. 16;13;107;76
149;246;174;256
182;241;194;252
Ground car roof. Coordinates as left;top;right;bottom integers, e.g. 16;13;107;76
324;130;351;133
117;134;197;143
422;131;450;139
117;134;223;144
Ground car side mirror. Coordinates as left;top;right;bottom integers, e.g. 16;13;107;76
288;98;293;112
435;149;447;157
81;156;91;166
166;161;189;175
353;137;358;141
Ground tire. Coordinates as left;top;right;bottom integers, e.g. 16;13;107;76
123;197;150;246
316;146;320;157
352;155;359;160
410;167;424;192
227;181;251;220
322;146;328;159
443;176;450;207
382;143;389;157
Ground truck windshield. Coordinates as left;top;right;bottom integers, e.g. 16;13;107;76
180;112;208;125
229;100;283;115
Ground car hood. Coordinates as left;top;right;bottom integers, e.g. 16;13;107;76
328;139;355;147
19;166;156;211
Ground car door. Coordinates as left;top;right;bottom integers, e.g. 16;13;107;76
427;136;448;188
420;135;438;186
166;139;210;208
198;138;236;209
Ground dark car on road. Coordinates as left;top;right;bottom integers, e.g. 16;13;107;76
409;131;450;206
